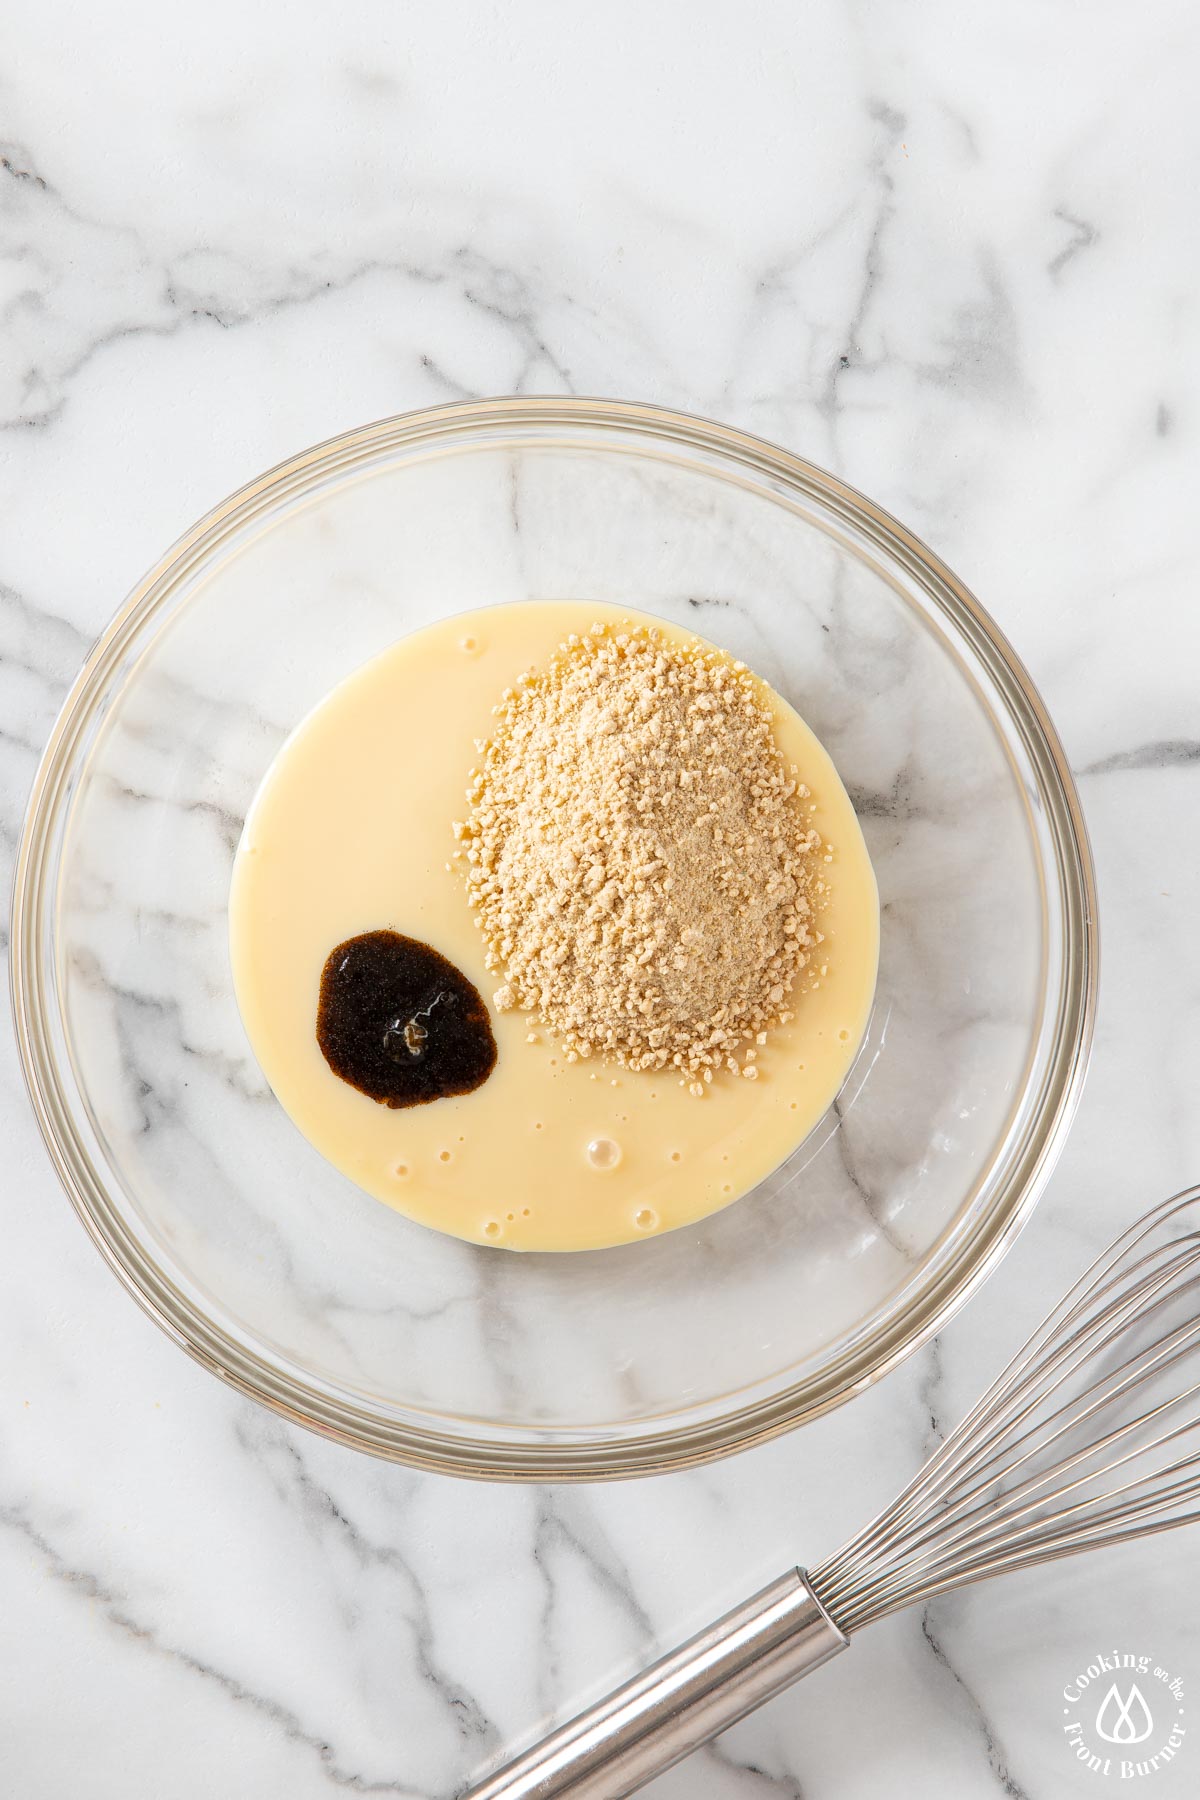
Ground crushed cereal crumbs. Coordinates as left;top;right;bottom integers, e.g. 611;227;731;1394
453;623;824;1087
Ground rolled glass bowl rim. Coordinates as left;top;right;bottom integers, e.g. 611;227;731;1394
9;395;1098;1481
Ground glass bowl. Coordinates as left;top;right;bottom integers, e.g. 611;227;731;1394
9;398;1097;1480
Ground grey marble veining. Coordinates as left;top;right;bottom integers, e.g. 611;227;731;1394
3;4;1200;1796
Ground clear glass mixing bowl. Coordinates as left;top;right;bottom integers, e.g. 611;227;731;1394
9;399;1097;1479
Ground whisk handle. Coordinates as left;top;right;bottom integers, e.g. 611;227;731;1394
460;1569;847;1800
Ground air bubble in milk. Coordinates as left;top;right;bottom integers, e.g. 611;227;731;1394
586;1137;622;1170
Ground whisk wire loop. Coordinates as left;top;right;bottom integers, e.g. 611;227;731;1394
811;1190;1200;1635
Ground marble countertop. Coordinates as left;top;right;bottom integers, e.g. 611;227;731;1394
3;3;1199;1794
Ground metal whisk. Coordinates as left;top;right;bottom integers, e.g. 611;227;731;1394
464;1186;1200;1799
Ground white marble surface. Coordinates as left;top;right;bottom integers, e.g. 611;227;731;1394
3;2;1200;1794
